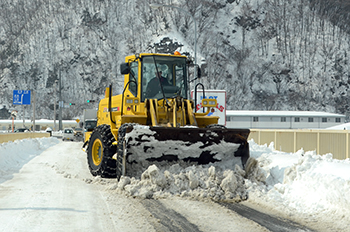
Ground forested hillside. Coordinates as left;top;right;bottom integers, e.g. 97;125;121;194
1;0;350;119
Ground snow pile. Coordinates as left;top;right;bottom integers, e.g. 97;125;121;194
262;151;350;214
246;141;350;224
0;137;59;176
326;122;350;130
113;159;265;201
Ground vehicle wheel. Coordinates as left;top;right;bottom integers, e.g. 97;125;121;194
87;124;117;178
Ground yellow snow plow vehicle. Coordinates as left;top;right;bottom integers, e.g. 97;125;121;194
83;53;250;179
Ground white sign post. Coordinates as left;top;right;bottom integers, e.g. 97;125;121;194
191;90;226;125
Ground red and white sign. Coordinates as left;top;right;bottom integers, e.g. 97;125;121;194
191;90;226;125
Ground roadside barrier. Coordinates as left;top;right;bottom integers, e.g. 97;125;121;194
2;129;349;160
249;129;350;160
0;132;50;144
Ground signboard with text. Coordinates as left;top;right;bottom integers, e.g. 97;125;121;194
191;89;226;125
13;90;31;105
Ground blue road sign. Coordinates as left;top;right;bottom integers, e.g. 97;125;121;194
13;90;31;105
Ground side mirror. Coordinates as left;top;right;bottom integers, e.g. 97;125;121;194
120;63;130;75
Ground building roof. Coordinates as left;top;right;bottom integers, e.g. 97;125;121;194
226;110;345;118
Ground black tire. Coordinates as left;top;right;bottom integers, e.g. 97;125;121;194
87;124;117;178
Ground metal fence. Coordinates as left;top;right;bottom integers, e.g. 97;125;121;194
249;129;350;160
0;132;50;144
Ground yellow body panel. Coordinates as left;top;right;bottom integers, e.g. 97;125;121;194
84;53;250;179
92;53;219;141
84;131;93;143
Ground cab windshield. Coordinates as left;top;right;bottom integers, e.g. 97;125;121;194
141;56;187;101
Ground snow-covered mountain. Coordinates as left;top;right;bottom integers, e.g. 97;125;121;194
1;0;350;120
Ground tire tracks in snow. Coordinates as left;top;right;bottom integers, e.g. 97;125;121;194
141;199;201;232
140;198;313;232
219;202;315;232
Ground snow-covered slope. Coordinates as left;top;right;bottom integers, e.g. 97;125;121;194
1;0;350;119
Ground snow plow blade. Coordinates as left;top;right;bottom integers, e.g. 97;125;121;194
117;125;250;175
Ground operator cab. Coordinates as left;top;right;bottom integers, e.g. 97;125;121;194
124;54;189;102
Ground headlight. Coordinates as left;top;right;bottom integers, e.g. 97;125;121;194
125;97;140;106
202;99;217;108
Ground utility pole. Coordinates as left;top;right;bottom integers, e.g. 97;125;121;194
22;105;25;128
32;91;36;132
54;80;57;131
59;69;62;131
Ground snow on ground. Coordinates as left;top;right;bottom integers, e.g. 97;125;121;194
1;137;350;231
327;122;350;130
0;137;60;179
112;139;350;230
246;141;350;231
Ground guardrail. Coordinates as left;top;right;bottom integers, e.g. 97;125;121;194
248;129;350;160
0;132;50;144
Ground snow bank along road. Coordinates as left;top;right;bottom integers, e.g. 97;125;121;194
0;137;337;231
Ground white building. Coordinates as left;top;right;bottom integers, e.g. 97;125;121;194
226;110;346;129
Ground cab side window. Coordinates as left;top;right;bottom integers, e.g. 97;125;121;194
129;62;138;96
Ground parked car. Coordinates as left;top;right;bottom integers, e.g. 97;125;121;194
62;128;74;141
14;128;28;133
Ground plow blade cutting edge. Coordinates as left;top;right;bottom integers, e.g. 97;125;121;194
116;125;250;177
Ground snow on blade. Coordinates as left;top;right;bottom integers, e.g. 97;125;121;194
124;125;241;162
